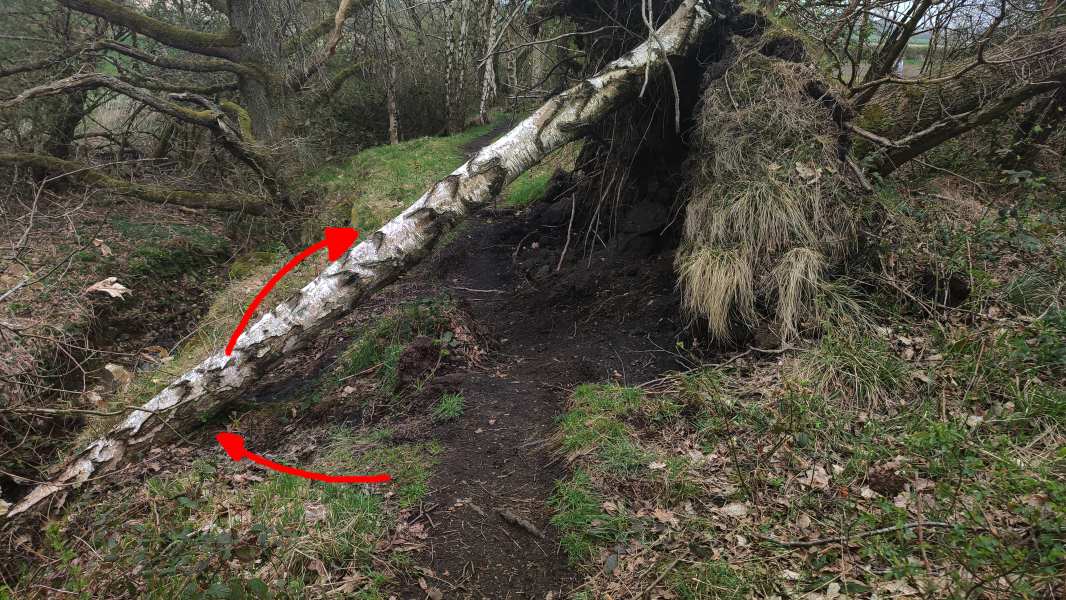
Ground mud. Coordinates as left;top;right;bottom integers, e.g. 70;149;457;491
389;193;689;597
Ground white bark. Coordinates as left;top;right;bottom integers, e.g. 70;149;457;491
478;0;498;124
6;0;719;521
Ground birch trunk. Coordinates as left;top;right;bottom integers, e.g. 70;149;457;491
381;0;401;144
444;1;456;132
478;0;498;124
5;0;719;522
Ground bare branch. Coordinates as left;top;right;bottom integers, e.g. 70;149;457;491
57;0;242;60
0;153;270;214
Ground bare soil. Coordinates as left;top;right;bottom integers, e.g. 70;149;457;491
390;199;688;597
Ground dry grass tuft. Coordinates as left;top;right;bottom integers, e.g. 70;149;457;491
677;51;858;341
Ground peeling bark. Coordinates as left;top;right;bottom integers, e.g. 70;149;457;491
4;0;720;523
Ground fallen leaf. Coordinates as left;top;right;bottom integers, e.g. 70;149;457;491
85;277;131;299
796;514;811;529
799;465;830;489
965;414;984;427
103;363;132;391
652;508;679;527
795;161;821;183
308;558;329;581
92;238;112;257
860;486;879;499
304;502;328;525
648;461;667;471
717;502;748;518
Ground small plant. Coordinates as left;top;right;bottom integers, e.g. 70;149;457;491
432;392;464;421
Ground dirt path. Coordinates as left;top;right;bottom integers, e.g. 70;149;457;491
392;198;686;597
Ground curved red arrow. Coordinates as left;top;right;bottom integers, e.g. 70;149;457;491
215;432;391;484
225;227;358;356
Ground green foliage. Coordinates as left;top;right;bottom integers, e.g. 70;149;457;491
110;216;229;278
431;392;464;422
38;428;430;597
331;298;452;396
549;470;630;563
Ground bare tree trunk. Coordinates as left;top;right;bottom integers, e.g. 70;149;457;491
444;0;457;132
454;0;471;129
228;0;287;142
478;0;498;124
4;0;720;523
381;0;401;144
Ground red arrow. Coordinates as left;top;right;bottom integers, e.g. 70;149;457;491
215;432;391;484
225;227;358;356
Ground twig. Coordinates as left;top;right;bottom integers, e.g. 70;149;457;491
497;508;545;539
642;557;681;597
759;521;955;547
555;197;576;272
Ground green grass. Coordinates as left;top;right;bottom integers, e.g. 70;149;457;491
551;314;1066;597
431;392;464;422
307;116;584;232
24;428;433;598
308;118;507;232
549;470;631;563
327;297;453;400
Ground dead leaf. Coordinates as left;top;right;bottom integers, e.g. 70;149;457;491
965;414;984;427
85;277;131;299
0;498;10;517
860;486;879;499
648;461;667;471
304;502;328;525
795;161;821;183
602;500;619;514
717;502;748;518
308;558;329;581
426;588;443;600
652;508;679;527
799;465;830;489
92;238;113;257
103;363;132;391
796;514;811;529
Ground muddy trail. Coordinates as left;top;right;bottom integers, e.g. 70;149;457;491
388;191;688;597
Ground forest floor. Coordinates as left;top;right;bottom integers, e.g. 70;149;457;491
4;122;1064;600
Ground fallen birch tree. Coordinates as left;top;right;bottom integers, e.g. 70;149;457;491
6;0;721;521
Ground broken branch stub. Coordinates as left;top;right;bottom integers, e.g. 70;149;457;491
5;0;720;521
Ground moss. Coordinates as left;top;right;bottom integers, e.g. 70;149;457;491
0;153;268;213
73;0;242;54
220;100;255;142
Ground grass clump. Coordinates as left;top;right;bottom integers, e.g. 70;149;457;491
331;298;453;396
676;51;858;341
549;470;630;563
431;392;464;421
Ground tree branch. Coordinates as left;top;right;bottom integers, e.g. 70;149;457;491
57;0;243;60
0;153;269;214
97;40;267;82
